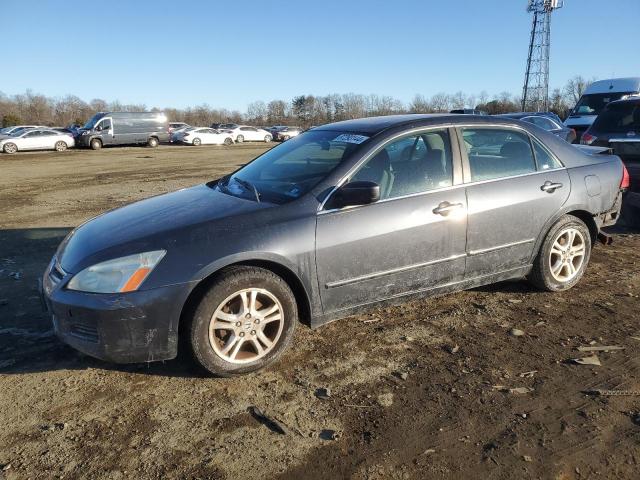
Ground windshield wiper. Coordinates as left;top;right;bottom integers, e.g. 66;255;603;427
233;176;261;203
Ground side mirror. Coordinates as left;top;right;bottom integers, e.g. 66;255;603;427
328;181;380;209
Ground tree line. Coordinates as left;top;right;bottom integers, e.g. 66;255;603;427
0;76;591;129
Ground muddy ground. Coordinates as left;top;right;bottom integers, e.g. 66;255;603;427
0;144;639;480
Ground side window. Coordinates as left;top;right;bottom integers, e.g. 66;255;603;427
525;116;556;131
532;138;563;170
24;131;39;137
462;128;536;182
97;119;112;130
351;129;453;200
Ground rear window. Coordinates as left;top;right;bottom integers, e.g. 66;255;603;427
572;92;634;116
593;102;640;132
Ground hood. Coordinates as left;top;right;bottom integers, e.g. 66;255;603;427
58;183;269;273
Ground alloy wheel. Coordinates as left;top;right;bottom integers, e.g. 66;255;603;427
549;227;586;282
208;288;284;364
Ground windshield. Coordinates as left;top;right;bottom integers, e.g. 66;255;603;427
217;130;367;204
593;102;640;133
10;128;30;136
83;113;104;130
572;92;633;116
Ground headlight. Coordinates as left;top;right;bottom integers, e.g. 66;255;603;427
67;250;166;293
81;131;90;135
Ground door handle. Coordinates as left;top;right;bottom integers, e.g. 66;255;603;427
541;181;563;193
433;201;464;216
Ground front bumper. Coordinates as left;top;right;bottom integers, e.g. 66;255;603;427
41;259;196;363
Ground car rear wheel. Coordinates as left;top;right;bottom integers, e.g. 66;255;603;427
264;135;272;143
192;138;201;146
529;215;591;291
3;143;17;154
236;135;244;143
147;137;159;148
90;139;102;150
186;266;297;377
54;141;67;152
224;137;233;146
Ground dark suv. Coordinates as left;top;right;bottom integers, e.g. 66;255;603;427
582;97;640;192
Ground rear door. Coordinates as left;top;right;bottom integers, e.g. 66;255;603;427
459;126;570;277
316;128;468;313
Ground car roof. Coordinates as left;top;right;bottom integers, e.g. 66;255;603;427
314;114;528;136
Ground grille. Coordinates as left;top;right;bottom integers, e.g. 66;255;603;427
69;322;99;343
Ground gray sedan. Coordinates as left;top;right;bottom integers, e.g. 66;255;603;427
42;114;627;376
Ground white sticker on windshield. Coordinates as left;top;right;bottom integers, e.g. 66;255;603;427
333;133;369;144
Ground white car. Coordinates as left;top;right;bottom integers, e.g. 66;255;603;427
179;128;234;146
0;128;75;154
229;126;273;143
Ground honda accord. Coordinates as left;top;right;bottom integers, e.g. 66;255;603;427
42;114;628;376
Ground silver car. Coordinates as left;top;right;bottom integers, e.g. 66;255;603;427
42;114;626;376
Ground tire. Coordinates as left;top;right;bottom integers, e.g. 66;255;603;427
90;139;102;150
236;135;244;143
3;143;17;154
192;138;202;146
147;137;159;148
54;141;67;152
264;135;272;143
283;135;290;141
528;215;591;292
186;266;298;377
223;137;233;146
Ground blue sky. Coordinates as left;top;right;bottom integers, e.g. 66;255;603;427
2;0;638;111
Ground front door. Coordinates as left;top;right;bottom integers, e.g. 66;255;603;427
459;127;570;276
96;118;114;145
316;128;467;313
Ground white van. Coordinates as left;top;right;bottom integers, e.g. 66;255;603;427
565;77;640;142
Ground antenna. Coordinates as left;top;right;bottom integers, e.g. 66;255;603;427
521;0;564;112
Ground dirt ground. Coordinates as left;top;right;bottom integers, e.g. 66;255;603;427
1;144;639;480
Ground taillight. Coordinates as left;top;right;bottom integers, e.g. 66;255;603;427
581;132;596;145
621;164;630;191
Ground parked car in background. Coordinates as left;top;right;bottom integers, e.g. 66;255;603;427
170;126;195;143
168;122;190;136
565;77;640;143
228;125;272;143
272;126;303;141
499;112;576;142
450;109;488;115
42;114;627;376
179;128;234;146
76;112;169;150
0;128;75;154
581;96;640;161
0;125;45;139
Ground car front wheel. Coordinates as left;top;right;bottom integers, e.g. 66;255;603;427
192;138;201;146
3;143;17;154
264;135;272;143
147;137;159;148
55;141;67;152
90;139;102;150
224;137;233;146
529;215;591;291
186;266;297;376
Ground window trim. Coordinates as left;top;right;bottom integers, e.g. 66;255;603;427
455;125;565;184
521;115;562;131
319;126;463;213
